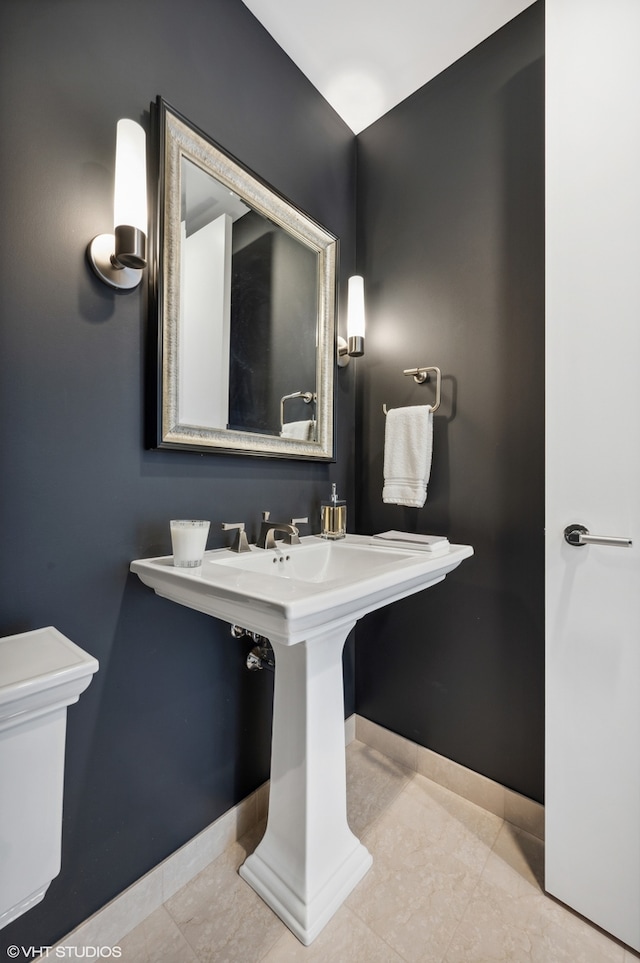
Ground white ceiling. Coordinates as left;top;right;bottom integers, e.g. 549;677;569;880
242;0;536;133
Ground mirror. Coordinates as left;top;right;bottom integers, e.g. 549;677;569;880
152;98;337;459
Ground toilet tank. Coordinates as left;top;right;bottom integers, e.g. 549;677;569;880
0;627;99;929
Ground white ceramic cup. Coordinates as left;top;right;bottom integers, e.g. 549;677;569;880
170;520;210;567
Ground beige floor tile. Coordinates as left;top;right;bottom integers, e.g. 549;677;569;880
347;834;478;963
262;904;404;961
117;906;199;962
165;822;285;963
486;823;546;894
346;740;413;837
96;743;631;963
443;823;625;963
398;774;503;873
443;881;626;963
359;788;497;885
444;894;626;963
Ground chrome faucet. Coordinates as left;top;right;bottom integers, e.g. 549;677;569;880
221;522;251;553
255;511;300;550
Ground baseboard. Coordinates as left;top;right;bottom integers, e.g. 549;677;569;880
354;714;544;840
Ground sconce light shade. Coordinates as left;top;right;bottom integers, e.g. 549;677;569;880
337;274;366;366
347;274;365;356
113;120;147;242
88;118;148;290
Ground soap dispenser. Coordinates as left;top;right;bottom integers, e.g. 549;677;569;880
321;483;346;539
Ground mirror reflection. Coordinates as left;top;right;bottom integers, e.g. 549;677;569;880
154;99;337;460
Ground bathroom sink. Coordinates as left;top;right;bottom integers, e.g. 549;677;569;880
209;537;405;582
131;532;473;945
131;533;473;645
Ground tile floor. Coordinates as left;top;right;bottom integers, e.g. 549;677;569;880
118;741;639;962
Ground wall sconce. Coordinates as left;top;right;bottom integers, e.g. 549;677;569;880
337;275;366;366
87;119;147;291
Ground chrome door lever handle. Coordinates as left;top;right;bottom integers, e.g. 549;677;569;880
564;524;633;548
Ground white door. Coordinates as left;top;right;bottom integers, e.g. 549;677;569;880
545;0;640;951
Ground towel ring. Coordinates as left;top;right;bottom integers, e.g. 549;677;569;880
383;366;441;415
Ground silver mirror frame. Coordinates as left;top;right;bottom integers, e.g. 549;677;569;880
152;98;337;460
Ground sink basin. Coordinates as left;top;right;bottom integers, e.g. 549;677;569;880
210;537;406;582
131;534;473;645
131;532;473;945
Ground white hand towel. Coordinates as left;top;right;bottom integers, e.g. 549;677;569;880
382;406;433;508
373;531;449;554
281;420;314;440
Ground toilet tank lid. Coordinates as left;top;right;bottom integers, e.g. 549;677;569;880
0;626;99;705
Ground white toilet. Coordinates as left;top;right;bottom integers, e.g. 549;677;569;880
0;626;98;929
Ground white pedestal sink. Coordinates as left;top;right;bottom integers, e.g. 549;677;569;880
131;534;472;944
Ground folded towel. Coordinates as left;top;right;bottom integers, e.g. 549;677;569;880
382;406;433;508
373;531;450;555
281;420;314;440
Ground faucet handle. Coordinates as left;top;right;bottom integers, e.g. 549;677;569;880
262;511;271;521
221;522;251;554
284;516;308;545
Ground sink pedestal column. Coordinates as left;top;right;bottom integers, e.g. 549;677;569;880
239;619;371;945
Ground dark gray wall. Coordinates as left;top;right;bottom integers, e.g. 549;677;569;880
1;0;546;949
0;0;355;949
355;3;545;802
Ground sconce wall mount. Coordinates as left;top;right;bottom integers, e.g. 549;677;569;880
88;230;146;290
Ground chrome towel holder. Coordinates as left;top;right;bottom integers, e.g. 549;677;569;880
383;366;442;415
